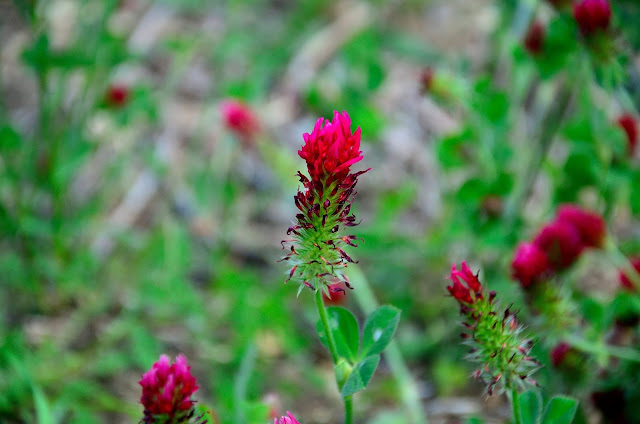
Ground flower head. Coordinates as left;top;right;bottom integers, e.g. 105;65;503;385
139;354;202;423
298;111;363;184
280;112;368;294
511;242;550;288
220;99;260;144
448;262;540;395
106;84;129;107
619;257;640;291
573;0;611;37
617;113;638;155
556;204;606;248
533;220;583;269
275;412;301;424
447;261;483;305
524;20;545;55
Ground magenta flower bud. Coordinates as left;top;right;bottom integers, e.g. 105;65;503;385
573;0;611;37
550;342;572;368
447;261;483;305
275;411;301;424
106;84;129;107
533;220;583;269
617;113;638;155
556;204;606;248
511;242;550;288
220;99;260;145
524;20;545;55
139;354;202;423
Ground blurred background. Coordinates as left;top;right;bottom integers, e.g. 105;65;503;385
1;0;640;423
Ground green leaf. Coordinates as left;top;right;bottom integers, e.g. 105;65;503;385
361;305;400;357
541;396;579;424
517;390;543;424
317;307;360;362
340;355;380;397
33;386;54;424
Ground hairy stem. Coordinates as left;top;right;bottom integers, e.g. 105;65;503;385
315;286;339;364
344;395;353;424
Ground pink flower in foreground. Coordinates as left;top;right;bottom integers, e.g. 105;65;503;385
139;354;201;423
298;111;363;185
511;242;550;288
556;204;606;249
280;111;368;293
573;0;611;37
534;220;583;269
275;412;301;424
447;261;483;305
220;99;260;143
524;20;545;55
619;257;640;291
617;113;638;155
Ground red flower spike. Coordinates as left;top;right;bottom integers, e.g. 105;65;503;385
139;354;201;423
619;257;640;291
533;220;583;269
524;20;545;55
298;111;363;184
106;84;129;107
573;0;611;37
281;111;368;293
556;204;606;248
448;262;483;304
550;342;572;368
275;412;301;424
511;242;550;288
617;113;638;155
220;99;260;144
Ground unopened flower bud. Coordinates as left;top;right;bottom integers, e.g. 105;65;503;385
556;204;606;249
533;220;583;269
511;242;550;288
524;20;545;55
617;113;638;155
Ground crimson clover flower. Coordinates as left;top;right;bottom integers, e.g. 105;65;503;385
524;20;545;56
511;242;550;288
448;262;540;395
275;412;301;424
617;113;638;155
573;0;611;37
556;204;606;249
106;84;129;107
533;219;583;270
220;99;260;145
139;354;205;424
280;111;369;294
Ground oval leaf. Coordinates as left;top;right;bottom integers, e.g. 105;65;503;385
316;307;360;362
361;305;400;357
516;390;543;424
541;396;579;424
341;355;380;397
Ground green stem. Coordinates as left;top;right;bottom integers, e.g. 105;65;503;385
511;388;522;424
565;334;640;363
344;395;353;424
347;265;428;424
315;287;339;364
